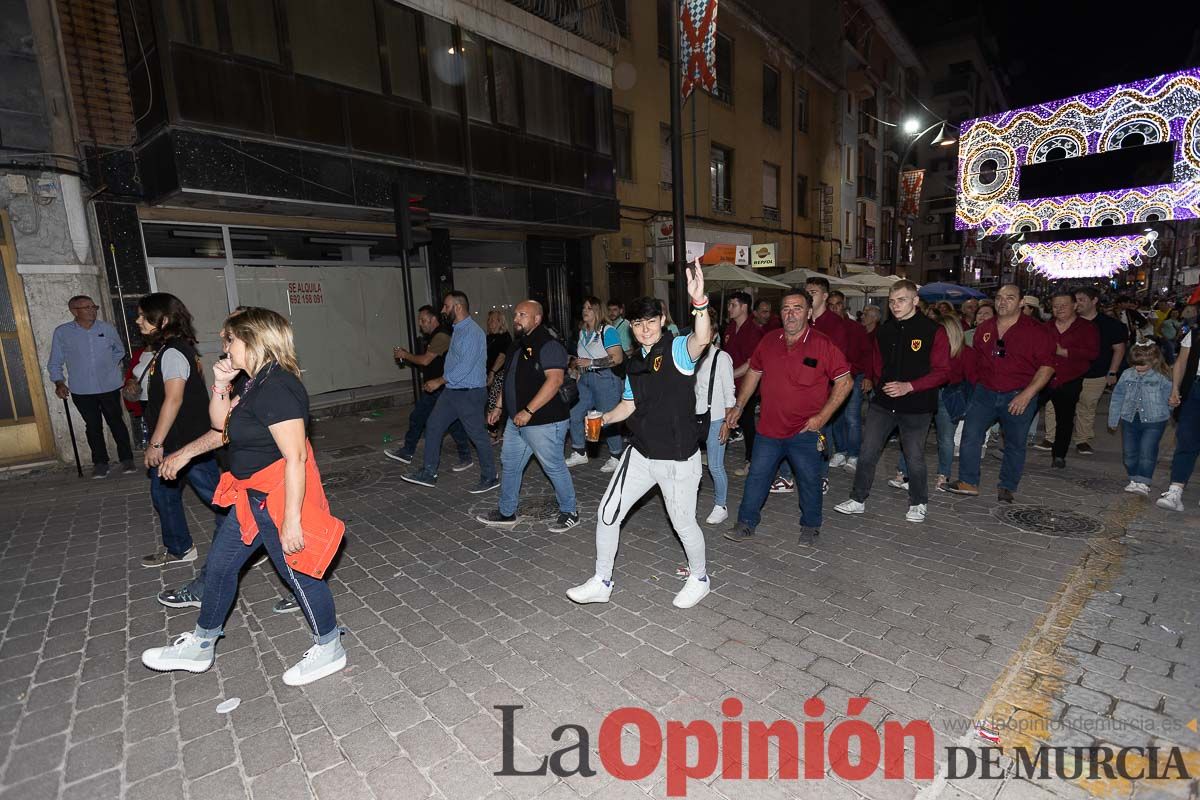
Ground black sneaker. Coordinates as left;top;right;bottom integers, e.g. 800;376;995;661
91;463;110;479
548;512;580;533
467;478;500;495
723;523;756;543
401;468;438;488
476;509;518;528
997;488;1015;504
273;597;300;614
798;526;820;546
1033;439;1053;451
384;448;413;464
1052;457;1066;469
121;459;138;474
158;586;202;609
1075;443;1094;455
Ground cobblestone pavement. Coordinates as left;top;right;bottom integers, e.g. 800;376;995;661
0;406;1197;800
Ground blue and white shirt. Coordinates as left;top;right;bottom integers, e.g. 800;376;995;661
623;336;697;400
48;320;126;395
444;316;487;389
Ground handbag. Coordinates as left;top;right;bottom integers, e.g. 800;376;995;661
695;345;721;434
940;380;974;423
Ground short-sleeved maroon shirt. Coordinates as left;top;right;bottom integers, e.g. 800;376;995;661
971;313;1054;393
749;326;851;438
724;317;764;391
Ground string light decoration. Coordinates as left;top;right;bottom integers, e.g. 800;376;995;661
1010;232;1158;278
956;68;1200;233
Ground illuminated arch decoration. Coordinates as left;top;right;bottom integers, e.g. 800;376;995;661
1011;232;1158;279
956;68;1200;233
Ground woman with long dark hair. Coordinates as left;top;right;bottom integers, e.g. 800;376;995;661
136;293;226;568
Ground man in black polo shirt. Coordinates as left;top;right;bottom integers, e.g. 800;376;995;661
477;301;578;532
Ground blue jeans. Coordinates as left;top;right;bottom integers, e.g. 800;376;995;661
499;419;576;517
897;391;956;478
196;492;338;644
705;418;728;507
737;431;825;529
1169;384;1200;485
957;385;1038;491
831;375;863;458
150;454;225;557
1121;417;1167;484
568;370;623;456
401;388;470;462
422;387;496;481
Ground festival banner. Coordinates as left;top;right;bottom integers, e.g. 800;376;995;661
899;169;925;219
680;0;719;99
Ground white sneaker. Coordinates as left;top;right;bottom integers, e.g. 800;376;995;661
564;451;588;468
834;499;865;515
141;632;216;674
600;456;620;473
905;504;927;523
1123;481;1145;495
1156;486;1184;512
770;478;794;494
843;457;858;473
705;505;728;525
1132;483;1150;497
566;575;612;604
283;638;347;686
672;575;711;609
828;453;847;468
887;475;909;491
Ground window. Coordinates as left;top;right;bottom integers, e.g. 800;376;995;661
594;86;613;154
762;162;780;221
424;17;463;113
657;0;671;59
523;57;569;143
164;0;219;50
659;124;673;187
845;210;852;242
492;45;521;127
713;34;733;103
229;0;279;62
461;31;492;122
796;87;809;132
762;65;780;128
286;0;381;93
844;145;854;182
613;109;633;180
612;0;630;38
382;4;424;101
796;174;809;217
711;145;733;213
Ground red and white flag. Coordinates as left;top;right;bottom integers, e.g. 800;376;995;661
680;0;719;100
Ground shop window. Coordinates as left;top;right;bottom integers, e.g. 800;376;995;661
286;0;381;93
614;109;633;180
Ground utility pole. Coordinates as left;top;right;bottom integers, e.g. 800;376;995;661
669;0;688;324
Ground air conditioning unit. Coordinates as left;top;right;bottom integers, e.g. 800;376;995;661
924;214;937;225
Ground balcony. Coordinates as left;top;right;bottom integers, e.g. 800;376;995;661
762;206;780;224
857;177;877;200
713;196;733;215
504;0;620;51
933;72;977;98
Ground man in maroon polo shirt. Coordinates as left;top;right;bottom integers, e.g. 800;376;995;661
1040;292;1099;468
754;299;782;331
724;291;764;471
805;277;857;478
723;289;852;545
947;284;1056;502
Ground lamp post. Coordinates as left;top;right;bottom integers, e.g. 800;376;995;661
893;120;956;276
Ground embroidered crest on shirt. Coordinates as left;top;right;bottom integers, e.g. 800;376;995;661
652;355;663;372
982;332;992;343
911;339;922;352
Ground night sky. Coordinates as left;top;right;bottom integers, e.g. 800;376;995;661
885;0;1200;108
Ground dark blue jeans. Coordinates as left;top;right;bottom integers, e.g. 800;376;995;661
737;431;825;530
196;492;338;644
150;454;225;557
957;385;1038;491
421;387;496;481
1169;384;1200;485
401;388;470;462
1120;417;1167;485
831;374;864;458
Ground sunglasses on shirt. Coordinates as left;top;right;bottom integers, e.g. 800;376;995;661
993;338;1006;359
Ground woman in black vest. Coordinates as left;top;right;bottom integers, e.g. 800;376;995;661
566;264;716;610
136;293;226;567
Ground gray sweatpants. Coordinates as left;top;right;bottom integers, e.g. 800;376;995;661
594;447;706;581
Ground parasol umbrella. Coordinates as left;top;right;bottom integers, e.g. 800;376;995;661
918;282;987;303
656;262;789;318
774;268;860;288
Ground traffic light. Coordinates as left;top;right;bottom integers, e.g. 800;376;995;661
399;195;432;252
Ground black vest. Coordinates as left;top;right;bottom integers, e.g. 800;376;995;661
874;313;941;414
145;338;211;453
420;327;452;382
625;331;700;460
505;324;569;425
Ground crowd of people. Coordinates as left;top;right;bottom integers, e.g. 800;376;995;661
41;270;1198;687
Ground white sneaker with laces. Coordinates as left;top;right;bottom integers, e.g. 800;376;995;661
1156;486;1184;511
566;575;612;604
887;474;909;491
564;451;588;468
834;499;865;515
283;637;347;686
828;453;847;468
600;456;620;473
141;632;216;674
1123;481;1144;495
1133;483;1150;497
705;505;728;525
672;575;711;609
843;457;858;473
905;504;927;523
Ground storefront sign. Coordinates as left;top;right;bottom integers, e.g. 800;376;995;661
751;243;776;268
288;280;324;305
700;244;738;265
735;245;750;266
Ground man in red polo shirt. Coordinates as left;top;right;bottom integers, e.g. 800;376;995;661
724;291;764;472
1040;291;1099;469
947;284;1056;502
722;289;852;546
754;299;782;331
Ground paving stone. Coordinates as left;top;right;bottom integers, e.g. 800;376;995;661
64;731;124;783
239;725;297;777
312;761;373;800
250;763;314;800
60;769;121;800
189;765;248;800
125;768;185;800
394;719;459;768
182;729;237;780
365;756;433;800
2;734;67;786
125;733;180;783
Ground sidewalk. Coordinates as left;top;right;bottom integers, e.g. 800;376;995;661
0;403;1196;800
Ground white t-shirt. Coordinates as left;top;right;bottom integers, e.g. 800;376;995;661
1181;331;1192;350
694;347;735;418
132;350;155;401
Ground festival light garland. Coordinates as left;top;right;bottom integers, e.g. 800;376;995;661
1010;232;1158;278
955;68;1200;233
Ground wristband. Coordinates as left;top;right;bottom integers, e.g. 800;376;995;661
522;407;534;416
149;442;164;449
691;300;709;309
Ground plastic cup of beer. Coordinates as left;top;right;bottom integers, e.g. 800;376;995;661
585;411;603;442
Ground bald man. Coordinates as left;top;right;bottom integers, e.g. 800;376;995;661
478;301;579;532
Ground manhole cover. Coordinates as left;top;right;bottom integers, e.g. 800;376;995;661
993;505;1104;537
519;497;561;522
322;465;384;491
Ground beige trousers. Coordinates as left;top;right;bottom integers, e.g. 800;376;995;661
1045;376;1107;445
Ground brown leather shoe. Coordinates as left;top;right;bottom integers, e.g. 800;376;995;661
997;488;1015;503
945;480;979;496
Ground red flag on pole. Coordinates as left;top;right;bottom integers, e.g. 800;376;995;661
899;169;925;219
680;0;719;100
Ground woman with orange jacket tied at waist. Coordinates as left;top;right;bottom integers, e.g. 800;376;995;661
141;307;347;686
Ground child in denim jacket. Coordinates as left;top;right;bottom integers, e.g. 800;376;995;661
1108;342;1173;495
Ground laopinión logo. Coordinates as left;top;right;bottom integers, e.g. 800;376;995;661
494;698;1193;797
